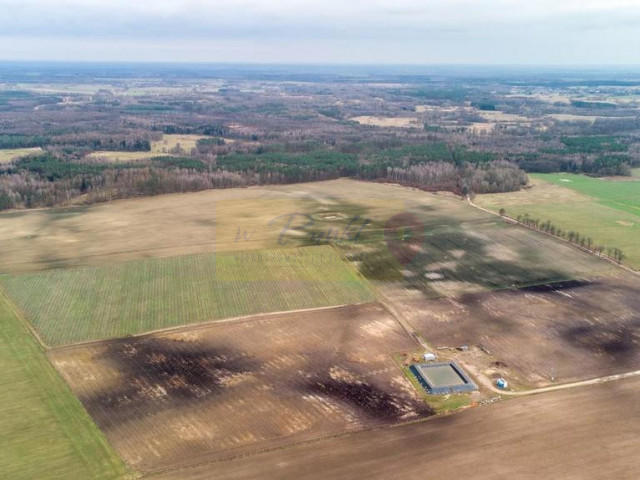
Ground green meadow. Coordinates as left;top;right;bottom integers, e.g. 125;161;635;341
0;291;129;479
477;173;640;269
533;173;640;216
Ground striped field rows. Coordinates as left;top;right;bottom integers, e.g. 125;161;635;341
0;245;375;347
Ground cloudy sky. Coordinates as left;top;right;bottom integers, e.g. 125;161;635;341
1;0;639;64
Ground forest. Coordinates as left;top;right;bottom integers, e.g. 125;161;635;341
0;64;638;210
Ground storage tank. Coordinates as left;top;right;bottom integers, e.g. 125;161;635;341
496;378;508;389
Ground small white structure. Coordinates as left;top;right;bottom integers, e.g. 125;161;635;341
423;352;437;362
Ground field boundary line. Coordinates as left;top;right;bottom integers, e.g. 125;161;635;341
466;195;640;276
0;285;48;350
47;301;380;352
329;244;432;352
375;288;429;350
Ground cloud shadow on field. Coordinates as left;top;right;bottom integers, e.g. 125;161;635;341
356;218;571;295
81;336;259;427
303;374;434;421
560;316;640;362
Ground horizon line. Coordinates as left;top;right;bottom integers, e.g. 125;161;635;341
1;60;640;69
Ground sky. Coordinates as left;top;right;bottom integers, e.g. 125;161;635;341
0;0;639;64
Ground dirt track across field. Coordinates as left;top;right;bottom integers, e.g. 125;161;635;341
153;375;640;480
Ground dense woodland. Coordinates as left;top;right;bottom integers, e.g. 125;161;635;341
0;65;638;210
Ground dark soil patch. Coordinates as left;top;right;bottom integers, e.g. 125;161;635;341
305;376;433;421
519;279;593;293
82;337;258;426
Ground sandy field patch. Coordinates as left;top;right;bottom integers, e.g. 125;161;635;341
0;147;43;163
350;116;421;128
0;179;480;272
415;105;459;114
467;122;495;133
478;111;530;122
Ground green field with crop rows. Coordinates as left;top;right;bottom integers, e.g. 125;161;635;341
0;246;375;346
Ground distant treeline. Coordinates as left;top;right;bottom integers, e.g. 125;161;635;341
207;142;517;192
2;132;635;211
513;136;637;176
570;100;617;109
388;161;527;194
151;123;228;136
402;88;468;102
0;133;151;152
559;135;627;154
513;152;636;176
0;134;50;149
0;142;527;210
48;134;151;152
